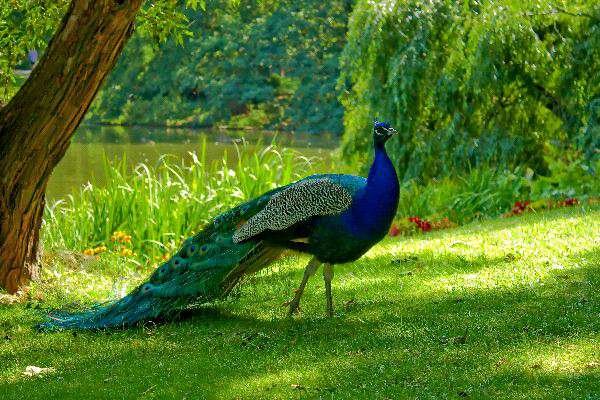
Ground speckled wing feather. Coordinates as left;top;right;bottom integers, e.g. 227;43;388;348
232;178;353;243
38;176;358;331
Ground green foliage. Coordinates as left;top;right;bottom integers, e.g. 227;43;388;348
531;152;600;200
397;168;530;224
87;0;351;134
84;0;349;133
341;0;600;180
42;141;319;264
1;0;349;133
395;157;599;224
0;0;68;100
0;0;206;103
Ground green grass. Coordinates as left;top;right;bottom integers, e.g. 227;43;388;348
42;142;323;264
1;205;598;399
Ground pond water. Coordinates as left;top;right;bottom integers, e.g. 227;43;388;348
47;125;337;199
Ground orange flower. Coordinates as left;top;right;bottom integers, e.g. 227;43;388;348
118;246;135;257
111;231;132;243
83;245;107;256
431;217;457;230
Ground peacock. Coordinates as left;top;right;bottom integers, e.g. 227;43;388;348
38;121;399;331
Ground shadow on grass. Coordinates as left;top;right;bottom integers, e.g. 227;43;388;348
1;246;598;399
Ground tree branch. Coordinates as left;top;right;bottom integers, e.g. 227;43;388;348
516;69;578;127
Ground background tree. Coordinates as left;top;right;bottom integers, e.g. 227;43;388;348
86;0;352;134
340;0;600;181
0;0;200;293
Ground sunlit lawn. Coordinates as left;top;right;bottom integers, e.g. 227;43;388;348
1;205;599;399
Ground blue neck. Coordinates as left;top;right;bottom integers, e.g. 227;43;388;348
352;142;399;237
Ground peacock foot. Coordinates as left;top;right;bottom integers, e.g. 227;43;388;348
282;257;320;317
283;296;302;316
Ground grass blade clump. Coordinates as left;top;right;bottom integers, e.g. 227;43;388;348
42;141;318;265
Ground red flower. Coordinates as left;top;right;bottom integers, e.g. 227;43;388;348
563;197;578;206
389;224;400;237
511;200;531;215
408;216;432;232
419;220;432;232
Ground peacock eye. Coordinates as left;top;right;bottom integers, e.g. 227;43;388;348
200;245;208;253
188;244;204;256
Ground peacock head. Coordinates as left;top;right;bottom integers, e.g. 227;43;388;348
373;120;397;146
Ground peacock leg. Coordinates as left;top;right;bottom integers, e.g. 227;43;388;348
323;263;334;317
285;257;320;316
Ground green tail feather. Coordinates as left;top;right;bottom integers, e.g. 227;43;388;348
38;192;284;331
37;288;184;331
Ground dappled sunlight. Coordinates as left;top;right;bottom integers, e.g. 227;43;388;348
392;214;593;263
220;363;326;396
364;207;599;298
2;207;598;398
337;273;399;291
32;254;148;306
421;256;554;294
2;0;600;397
511;335;600;375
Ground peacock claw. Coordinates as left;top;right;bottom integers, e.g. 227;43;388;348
287;302;301;316
284;257;320;318
281;300;299;314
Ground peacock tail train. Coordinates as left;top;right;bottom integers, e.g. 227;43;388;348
37;188;286;331
38;121;401;330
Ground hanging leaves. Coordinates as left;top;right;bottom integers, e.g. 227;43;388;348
340;0;600;180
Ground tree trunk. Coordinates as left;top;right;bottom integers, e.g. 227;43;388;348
0;0;143;293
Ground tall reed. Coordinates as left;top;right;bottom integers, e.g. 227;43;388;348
42;141;318;264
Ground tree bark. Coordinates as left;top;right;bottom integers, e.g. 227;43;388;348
0;0;143;293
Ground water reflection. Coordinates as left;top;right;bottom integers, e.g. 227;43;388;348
47;125;337;199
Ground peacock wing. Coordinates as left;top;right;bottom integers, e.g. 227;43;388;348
231;178;353;243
